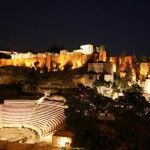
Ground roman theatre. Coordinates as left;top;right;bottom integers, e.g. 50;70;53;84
0;96;65;144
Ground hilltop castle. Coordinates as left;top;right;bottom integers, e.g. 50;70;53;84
0;44;150;81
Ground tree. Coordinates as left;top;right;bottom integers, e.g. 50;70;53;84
112;76;129;93
112;84;150;149
114;84;148;118
42;64;49;79
63;61;73;71
124;67;132;82
34;61;39;70
64;83;150;149
47;45;66;53
64;84;115;149
96;45;106;52
137;55;149;63
0;52;11;59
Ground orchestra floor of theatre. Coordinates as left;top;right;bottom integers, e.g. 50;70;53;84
0;141;57;150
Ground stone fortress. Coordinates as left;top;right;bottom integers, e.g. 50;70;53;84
0;44;93;73
0;44;150;81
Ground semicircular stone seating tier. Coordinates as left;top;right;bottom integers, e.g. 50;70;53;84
0;128;37;143
0;100;65;141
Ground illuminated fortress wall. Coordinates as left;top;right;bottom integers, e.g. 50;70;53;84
140;63;150;80
109;55;136;80
118;55;136;71
0;52;90;71
0;44;92;71
110;56;150;80
56;51;89;69
98;48;107;62
0;45;149;80
109;56;136;71
119;56;136;80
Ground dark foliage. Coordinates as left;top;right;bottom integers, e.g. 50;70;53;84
47;45;66;53
113;84;150;149
0;52;11;59
64;84;115;149
64;84;150;149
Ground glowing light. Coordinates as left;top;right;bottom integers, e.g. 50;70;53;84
58;137;72;148
140;63;150;79
144;79;150;94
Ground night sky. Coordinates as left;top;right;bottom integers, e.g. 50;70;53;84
0;0;150;55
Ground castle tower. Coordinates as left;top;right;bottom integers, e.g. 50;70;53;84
97;45;107;62
80;44;94;55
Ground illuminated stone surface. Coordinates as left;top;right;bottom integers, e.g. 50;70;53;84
0;100;65;143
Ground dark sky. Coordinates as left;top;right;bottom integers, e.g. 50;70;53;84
0;0;150;55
